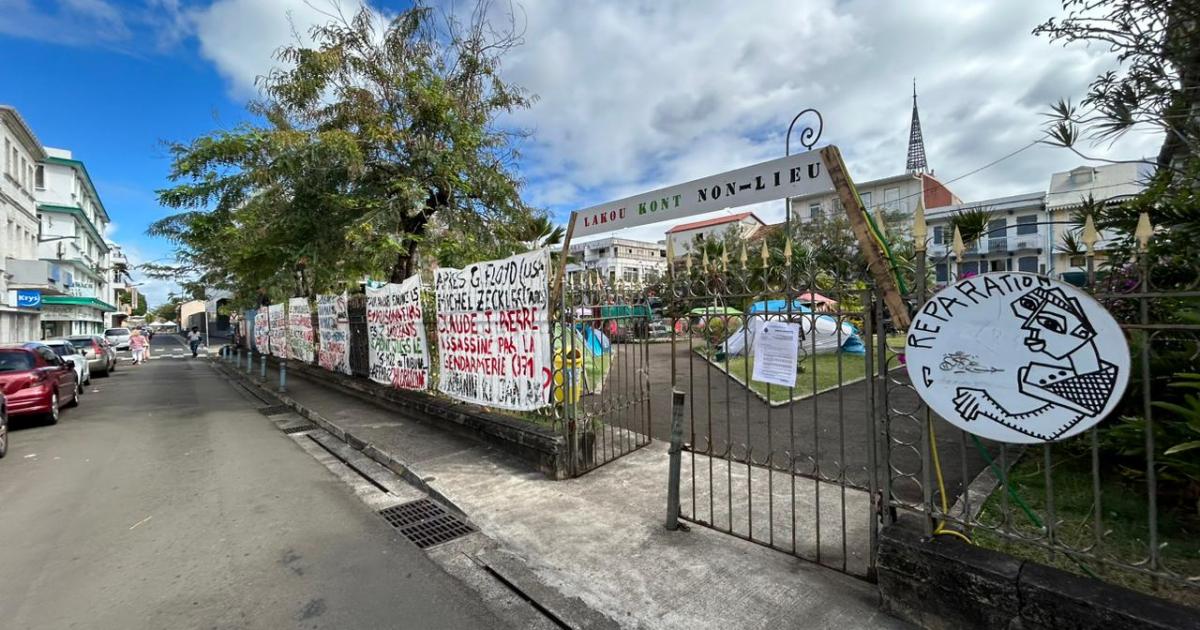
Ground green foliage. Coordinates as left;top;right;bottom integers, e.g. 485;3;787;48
115;288;148;316
149;300;183;324
949;208;990;245
151;2;544;305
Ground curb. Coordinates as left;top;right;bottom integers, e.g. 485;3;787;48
210;358;468;516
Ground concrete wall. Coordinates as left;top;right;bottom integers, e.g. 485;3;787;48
877;523;1200;630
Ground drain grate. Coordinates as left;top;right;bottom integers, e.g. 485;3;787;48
379;498;474;549
257;405;292;416
282;423;317;434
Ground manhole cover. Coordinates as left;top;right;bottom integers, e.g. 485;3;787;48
379;498;474;549
282;424;317;434
257;405;292;416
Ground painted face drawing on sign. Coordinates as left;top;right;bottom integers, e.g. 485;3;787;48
905;273;1130;443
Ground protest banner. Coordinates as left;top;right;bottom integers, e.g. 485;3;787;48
253;308;270;354
287;297;315;363
366;276;430;390
316;293;352;375
268;303;287;358
435;250;552;411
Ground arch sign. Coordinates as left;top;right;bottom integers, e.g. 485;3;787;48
905;273;1130;443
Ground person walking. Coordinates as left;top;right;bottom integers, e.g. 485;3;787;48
187;327;203;358
130;329;148;365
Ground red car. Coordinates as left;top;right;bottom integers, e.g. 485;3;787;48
0;342;80;427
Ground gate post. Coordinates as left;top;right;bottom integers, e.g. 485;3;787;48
665;389;687;531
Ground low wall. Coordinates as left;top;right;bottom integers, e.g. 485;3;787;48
877;522;1199;630
265;357;570;479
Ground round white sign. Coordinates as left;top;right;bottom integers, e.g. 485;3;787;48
904;273;1130;443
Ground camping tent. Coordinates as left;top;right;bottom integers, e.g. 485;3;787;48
720;299;865;356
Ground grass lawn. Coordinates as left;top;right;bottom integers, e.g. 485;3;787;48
700;334;906;405
972;449;1200;608
711;353;867;404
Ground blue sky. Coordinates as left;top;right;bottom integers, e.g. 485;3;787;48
0;0;1162;307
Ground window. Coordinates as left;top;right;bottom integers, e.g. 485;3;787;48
860;191;873;207
958;261;979;276
20;157;27;187
623;268;639;283
1017;256;1038;273
809;202;823;221
935;263;948;282
644;270;659;283
932;225;944;245
1016;215;1037;235
884;187;901;211
1070;255;1086;267
34;164;43;188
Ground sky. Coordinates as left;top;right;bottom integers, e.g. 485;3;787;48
0;0;1162;308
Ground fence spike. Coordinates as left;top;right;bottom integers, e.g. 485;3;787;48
702;248;710;270
1135;211;1153;252
912;198;927;252
952;225;966;260
1082;214;1099;255
721;247;728;272
784;238;792;264
760;239;770;265
685;252;693;272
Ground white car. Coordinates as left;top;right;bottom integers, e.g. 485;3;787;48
42;339;91;387
105;327;132;350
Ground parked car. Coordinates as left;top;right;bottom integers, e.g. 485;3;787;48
65;335;117;377
0;392;8;459
0;343;80;425
105;327;132;350
42;339;91;387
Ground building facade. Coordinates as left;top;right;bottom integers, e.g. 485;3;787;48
666;212;764;259
788;171;960;224
1045;163;1150;280
0;106;48;342
926;191;1051;285
566;237;667;286
34;147;117;337
926;163;1150;287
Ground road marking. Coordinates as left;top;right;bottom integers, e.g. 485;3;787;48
129;515;153;530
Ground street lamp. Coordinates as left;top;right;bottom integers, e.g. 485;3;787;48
784;108;824;237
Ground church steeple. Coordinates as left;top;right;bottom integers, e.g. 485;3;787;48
906;79;929;174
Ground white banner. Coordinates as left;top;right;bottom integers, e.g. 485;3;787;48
253;308;270;354
366;276;430;390
287;297;315;363
316;293;352;375
435;250;552;410
571;149;832;237
267;303;287;358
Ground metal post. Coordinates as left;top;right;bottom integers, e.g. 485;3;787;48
259;351;267;380
247;349;253;374
665;389;687;531
279;358;288;393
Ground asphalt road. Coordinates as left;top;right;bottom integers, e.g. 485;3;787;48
0;334;504;629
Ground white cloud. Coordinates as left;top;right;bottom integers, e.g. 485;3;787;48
492;0;1161;238
182;0;1163;244
188;0;372;100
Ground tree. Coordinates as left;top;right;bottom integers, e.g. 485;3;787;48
151;1;544;303
1036;0;1200;173
115;288;148;317
150;300;183;324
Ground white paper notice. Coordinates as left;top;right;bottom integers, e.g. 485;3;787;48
752;321;800;387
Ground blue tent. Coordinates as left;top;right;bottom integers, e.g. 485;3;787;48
726;300;865;355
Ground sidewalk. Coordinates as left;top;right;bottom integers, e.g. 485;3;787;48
222;359;909;629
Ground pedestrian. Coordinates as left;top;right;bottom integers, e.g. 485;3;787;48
130;329;148;365
187;327;203;358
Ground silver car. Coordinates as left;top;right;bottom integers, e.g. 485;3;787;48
65;335;117;377
105;327;132;350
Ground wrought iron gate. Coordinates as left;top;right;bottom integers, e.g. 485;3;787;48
666;258;882;578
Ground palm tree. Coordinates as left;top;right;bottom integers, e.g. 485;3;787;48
949;208;991;246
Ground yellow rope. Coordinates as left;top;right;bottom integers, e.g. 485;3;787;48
928;417;974;544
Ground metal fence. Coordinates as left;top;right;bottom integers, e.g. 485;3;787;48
882;225;1200;607
664;250;882;578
